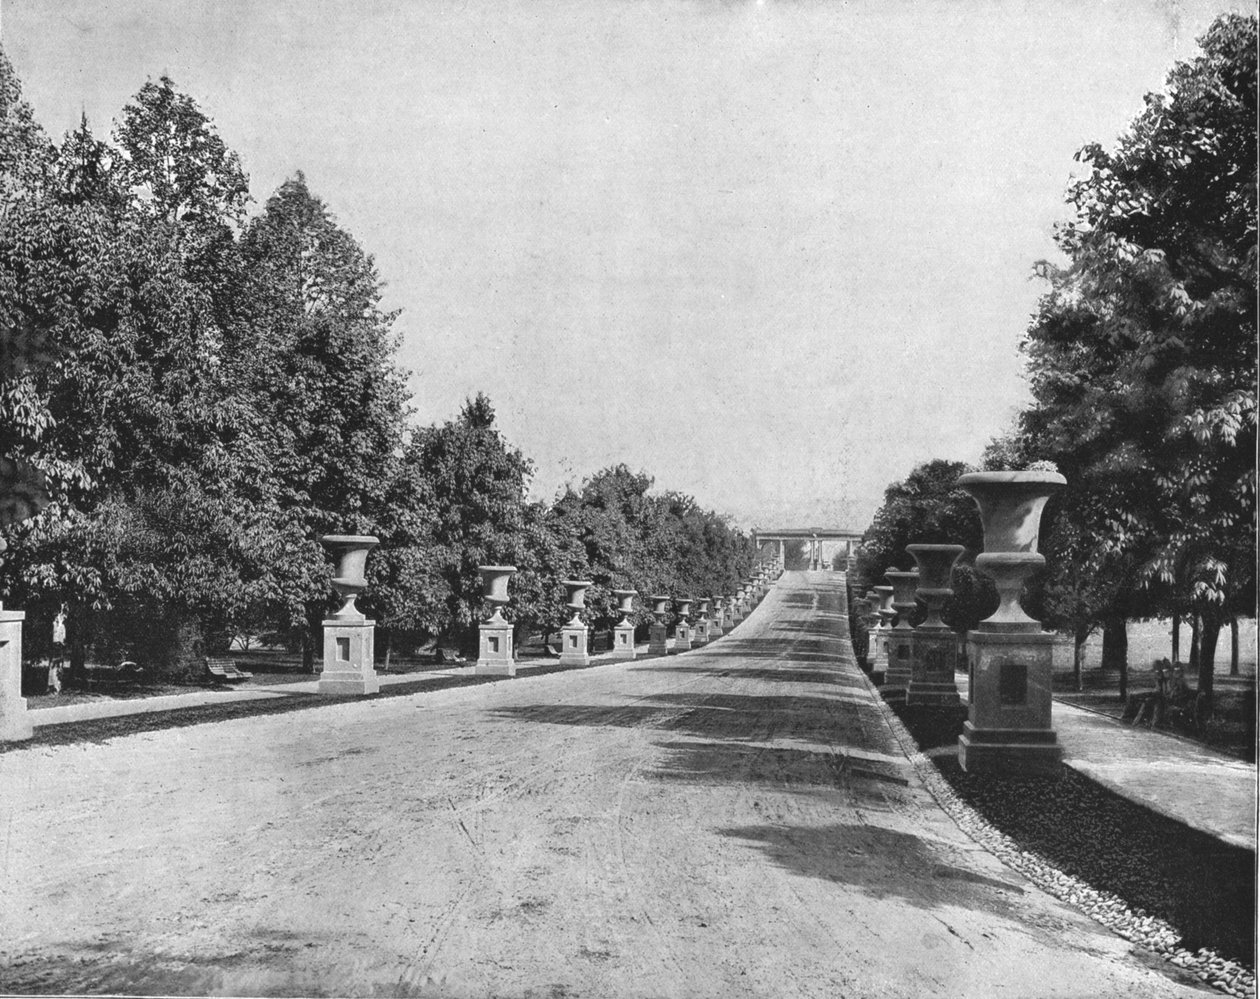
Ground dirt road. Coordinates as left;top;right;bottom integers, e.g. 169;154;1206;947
0;573;1207;997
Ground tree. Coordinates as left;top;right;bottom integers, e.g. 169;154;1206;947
234;173;410;667
1015;13;1257;709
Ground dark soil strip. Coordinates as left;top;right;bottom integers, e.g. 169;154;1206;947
894;703;1257;967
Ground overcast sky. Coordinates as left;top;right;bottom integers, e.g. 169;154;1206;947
2;0;1245;530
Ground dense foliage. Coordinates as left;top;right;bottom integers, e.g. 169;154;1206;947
0;57;755;678
858;15;1257;706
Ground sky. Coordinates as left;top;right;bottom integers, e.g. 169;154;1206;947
1;0;1247;531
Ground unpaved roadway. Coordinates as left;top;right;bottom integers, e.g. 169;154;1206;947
0;573;1208;997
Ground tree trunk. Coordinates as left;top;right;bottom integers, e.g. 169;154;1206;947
382;628;392;671
302;603;323;673
65;602;89;688
1230;617;1239;676
1073;622;1090;693
1101;614;1128;671
1198;612;1223;704
1189;613;1201;673
1172;613;1181;663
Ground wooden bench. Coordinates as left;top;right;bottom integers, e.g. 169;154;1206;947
206;658;253;683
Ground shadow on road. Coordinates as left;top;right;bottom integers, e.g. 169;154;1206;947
718;822;1027;915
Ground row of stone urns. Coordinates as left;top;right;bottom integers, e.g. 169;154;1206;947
315;533;784;622
474;561;785;623
852;469;1067;636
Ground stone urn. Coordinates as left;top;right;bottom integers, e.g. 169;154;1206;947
906;544;965;629
674;597;693;621
885;570;920;624
874;585;895;623
957;471;1066;632
562;580;593;627
320;535;379;619
697;598;711;619
612;589;637;625
479;565;517;623
649;595;670;622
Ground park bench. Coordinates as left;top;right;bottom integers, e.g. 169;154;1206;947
205;657;253;683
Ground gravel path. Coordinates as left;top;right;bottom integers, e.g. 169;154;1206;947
0;572;1216;997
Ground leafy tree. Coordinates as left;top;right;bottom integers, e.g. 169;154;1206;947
233;173;410;666
1013;13;1257;708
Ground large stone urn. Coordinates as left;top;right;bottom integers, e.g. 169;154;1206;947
674;597;693;652
956;470;1066;775
906;544;965;708
611;588;638;661
318;535;380;695
559;580;593;667
693;598;712;646
648;594;670;656
881;569;919;701
475;565;518;675
707;596;725;639
0;539;33;742
871;585;894;681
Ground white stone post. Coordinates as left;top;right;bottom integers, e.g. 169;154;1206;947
475;565;517;676
611;589;638;660
0;607;33;742
558;580;592;668
693;598;711;645
319;535;380;696
674;597;693;652
647;595;670;656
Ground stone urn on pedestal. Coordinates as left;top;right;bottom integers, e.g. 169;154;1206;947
707;596;725;639
860;589;881;673
906;544;965;708
693;598;712;645
647;595;670;656
319;535;380;695
559;580;593;667
475;565;518;675
956;470;1066;775
871;585;894;682
881;569;920;701
0;539;33;742
673;597;694;652
611;589;638;661
853;595;873;669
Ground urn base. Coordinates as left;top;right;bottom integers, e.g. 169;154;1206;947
611;624;637;660
320;617;378;695
558;625;589;667
475;620;516;675
959;721;1062;775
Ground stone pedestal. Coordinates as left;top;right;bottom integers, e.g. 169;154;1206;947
708;602;725;639
475;617;515;675
693;618;710;645
959;630;1060;774
648;622;669;656
956;470;1066;775
907;628;961;707
881;570;918;702
559;624;589;667
320;616;380;695
906;543;964;708
674;621;692;652
611;623;637;660
0;610;33;742
319;534;381;696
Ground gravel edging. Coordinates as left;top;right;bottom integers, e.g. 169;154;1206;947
847;645;1256;998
